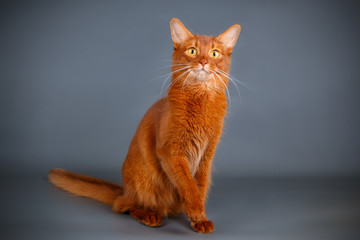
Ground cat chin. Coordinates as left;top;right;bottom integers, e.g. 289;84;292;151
193;70;211;81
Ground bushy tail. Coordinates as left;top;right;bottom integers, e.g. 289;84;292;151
48;168;123;205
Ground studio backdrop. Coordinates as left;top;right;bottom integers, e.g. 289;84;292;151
1;0;359;177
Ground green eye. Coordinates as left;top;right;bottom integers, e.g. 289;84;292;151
210;50;220;59
186;48;197;57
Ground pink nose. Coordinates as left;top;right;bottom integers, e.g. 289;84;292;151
200;59;208;67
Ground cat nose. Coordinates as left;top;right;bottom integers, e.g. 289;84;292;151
199;59;208;67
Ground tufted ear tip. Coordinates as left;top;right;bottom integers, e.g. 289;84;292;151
233;24;241;32
170;18;180;25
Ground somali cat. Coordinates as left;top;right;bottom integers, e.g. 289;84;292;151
49;18;241;234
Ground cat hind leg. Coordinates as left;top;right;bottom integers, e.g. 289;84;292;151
129;207;162;227
112;195;133;213
112;195;162;227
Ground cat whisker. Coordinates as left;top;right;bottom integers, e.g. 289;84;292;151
214;69;242;101
182;71;192;93
161;59;185;63
168;69;193;93
154;65;191;80
216;68;252;90
210;73;218;97
159;67;191;94
157;65;190;85
170;69;192;91
159;66;192;97
160;68;187;96
157;64;189;71
211;70;232;109
150;63;189;82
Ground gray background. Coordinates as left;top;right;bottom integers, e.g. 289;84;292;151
1;0;359;239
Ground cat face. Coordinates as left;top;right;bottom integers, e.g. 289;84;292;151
170;18;241;88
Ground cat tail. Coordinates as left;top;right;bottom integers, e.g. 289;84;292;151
48;168;123;206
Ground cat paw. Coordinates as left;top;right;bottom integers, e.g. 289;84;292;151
129;208;162;227
191;220;214;234
185;201;205;222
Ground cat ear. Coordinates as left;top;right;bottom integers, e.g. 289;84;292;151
170;18;193;48
217;24;241;51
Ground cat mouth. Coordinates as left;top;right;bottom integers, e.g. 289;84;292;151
194;67;210;73
193;69;211;81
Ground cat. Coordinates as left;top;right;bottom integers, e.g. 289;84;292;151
49;18;241;234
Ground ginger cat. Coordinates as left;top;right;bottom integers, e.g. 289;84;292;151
49;18;241;234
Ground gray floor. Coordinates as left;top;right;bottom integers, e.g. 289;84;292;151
1;171;359;240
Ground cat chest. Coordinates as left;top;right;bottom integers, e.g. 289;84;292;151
183;123;210;176
181;113;216;176
186;139;208;177
173;106;222;176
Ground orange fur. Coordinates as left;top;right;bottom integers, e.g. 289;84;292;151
48;18;241;234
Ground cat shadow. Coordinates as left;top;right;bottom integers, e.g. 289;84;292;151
163;214;194;234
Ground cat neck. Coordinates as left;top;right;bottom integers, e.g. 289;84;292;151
167;82;228;110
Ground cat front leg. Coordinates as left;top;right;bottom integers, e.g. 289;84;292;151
157;148;206;223
189;141;218;234
195;139;219;204
191;220;214;234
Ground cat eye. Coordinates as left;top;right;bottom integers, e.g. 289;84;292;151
186;48;198;57
210;50;220;59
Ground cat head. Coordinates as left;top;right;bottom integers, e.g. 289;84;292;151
169;18;241;90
